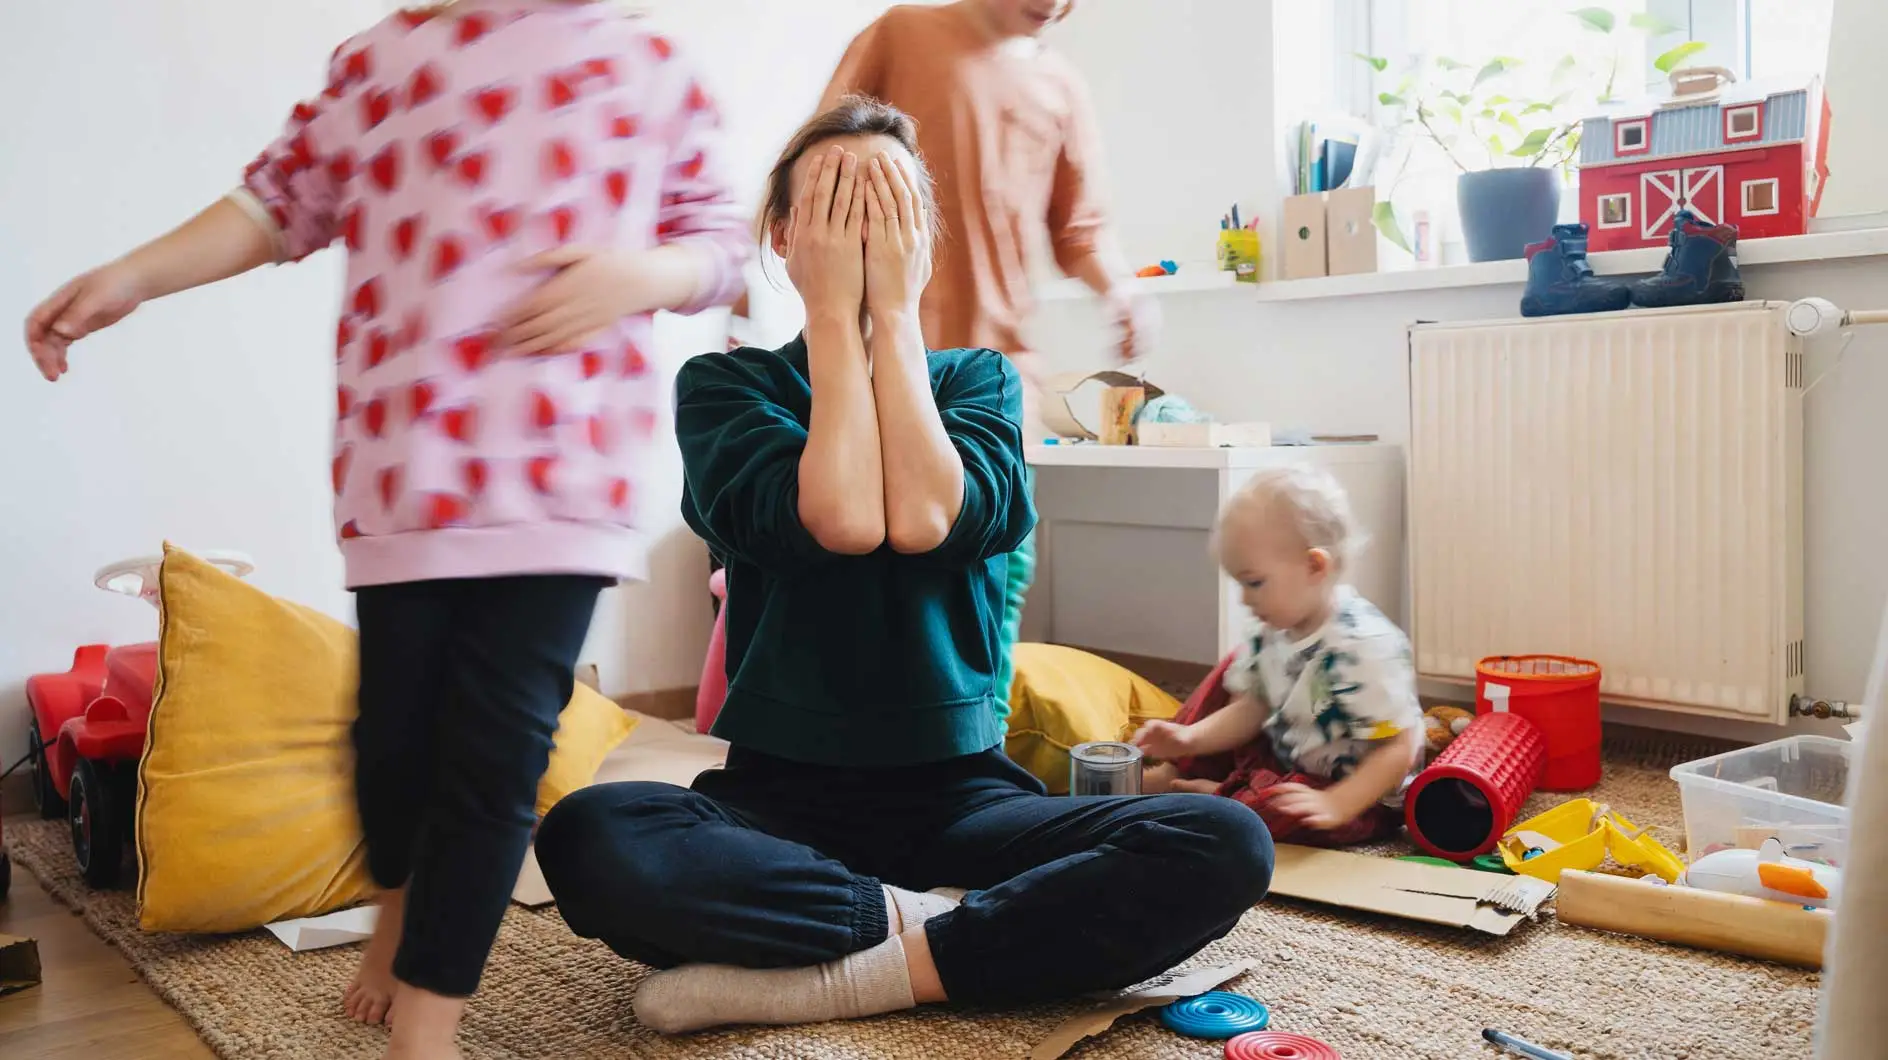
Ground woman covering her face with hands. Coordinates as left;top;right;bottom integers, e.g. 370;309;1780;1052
534;98;1273;1035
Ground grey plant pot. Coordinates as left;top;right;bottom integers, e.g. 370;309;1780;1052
1457;167;1562;263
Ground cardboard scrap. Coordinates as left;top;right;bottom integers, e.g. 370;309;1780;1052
512;711;730;907
264;905;378;952
0;934;44;996
1270;844;1556;936
1029;958;1259;1060
1041;370;1164;441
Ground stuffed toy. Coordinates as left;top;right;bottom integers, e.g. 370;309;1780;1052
1422;705;1475;757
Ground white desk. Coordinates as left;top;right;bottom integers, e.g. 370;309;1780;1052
1021;444;1406;666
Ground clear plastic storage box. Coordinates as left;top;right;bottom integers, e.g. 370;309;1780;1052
1668;735;1852;866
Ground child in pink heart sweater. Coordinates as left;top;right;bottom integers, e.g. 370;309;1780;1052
23;3;746;1056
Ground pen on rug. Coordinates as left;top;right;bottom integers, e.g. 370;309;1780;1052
1482;1028;1573;1060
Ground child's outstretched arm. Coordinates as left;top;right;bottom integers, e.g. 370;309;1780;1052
1135;693;1267;761
25;198;275;381
29;38;362;382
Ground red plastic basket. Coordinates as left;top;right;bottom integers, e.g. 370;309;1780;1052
1475;655;1602;792
1403;711;1546;860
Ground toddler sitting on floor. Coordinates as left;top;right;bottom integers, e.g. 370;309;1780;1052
1134;465;1424;846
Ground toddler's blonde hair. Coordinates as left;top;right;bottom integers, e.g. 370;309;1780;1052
1216;464;1365;573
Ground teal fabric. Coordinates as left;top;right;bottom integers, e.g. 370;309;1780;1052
993;498;1037;725
674;337;1037;767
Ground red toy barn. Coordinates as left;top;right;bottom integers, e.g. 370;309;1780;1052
1577;74;1829;252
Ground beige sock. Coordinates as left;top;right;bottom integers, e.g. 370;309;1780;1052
632;936;917;1034
883;885;961;934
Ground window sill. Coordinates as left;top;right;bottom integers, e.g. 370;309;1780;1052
1034;229;1888;306
1036;263;1240;302
1251;227;1888;303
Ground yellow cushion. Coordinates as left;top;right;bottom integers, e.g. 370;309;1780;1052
1003;643;1182;794
136;546;635;933
537;682;637;817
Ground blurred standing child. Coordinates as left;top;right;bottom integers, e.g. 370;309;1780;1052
815;0;1157;711
1134;466;1424;846
23;4;746;1057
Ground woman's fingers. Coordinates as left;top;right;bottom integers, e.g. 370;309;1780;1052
889;155;921;236
868;157;899;230
835;151;861;229
813;146;842;224
846;166;868;239
863;163;885;230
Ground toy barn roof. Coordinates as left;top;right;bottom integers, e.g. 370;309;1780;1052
1579;76;1820;168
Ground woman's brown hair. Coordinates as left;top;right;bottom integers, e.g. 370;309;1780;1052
759;95;943;258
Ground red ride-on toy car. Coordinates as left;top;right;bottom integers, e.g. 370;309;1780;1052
24;552;253;887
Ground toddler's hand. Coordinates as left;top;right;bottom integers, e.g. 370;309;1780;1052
24;262;148;381
1132;719;1194;761
1264;784;1351;831
500;246;662;357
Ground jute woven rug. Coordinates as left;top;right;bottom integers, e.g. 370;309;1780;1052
7;731;1821;1059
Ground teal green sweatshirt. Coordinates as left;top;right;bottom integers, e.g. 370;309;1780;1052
675;336;1037;767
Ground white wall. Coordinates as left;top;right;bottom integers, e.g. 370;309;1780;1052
2;2;373;761
1037;1;1888;740
0;1;903;760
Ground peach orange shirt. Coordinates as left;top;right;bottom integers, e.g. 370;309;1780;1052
822;3;1109;358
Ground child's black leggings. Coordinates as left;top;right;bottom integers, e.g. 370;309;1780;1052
353;574;606;998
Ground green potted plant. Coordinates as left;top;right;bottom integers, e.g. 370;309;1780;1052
1362;6;1705;261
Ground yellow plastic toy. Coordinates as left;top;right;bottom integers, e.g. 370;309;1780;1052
1499;798;1686;883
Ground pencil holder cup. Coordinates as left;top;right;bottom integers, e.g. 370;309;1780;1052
1217;229;1261;283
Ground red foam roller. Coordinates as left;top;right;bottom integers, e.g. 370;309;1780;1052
1403;711;1545;860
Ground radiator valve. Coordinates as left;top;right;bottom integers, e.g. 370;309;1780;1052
1790;694;1862;720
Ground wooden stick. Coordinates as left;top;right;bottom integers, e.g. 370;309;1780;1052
1556;869;1828;969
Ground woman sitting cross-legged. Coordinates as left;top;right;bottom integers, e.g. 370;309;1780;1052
534;97;1275;1035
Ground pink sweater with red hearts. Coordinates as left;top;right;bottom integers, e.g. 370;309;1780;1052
234;0;746;588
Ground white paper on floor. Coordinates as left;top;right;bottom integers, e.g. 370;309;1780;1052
264;905;378;952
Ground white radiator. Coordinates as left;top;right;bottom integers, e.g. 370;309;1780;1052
1407;302;1805;722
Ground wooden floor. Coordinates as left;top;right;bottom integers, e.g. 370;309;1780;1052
0;778;214;1059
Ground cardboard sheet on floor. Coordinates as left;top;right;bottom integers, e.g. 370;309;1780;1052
1029;958;1259;1060
512;711;729;907
1270;844;1556;936
0;934;41;995
265;905;378;952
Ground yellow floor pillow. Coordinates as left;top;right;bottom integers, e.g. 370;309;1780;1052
136;546;634;934
1004;643;1182;794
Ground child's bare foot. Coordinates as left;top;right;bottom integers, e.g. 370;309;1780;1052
385;982;468;1060
345;888;406;1025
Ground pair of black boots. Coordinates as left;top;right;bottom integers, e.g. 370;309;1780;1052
1520;210;1743;318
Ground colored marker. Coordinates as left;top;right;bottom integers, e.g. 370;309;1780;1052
1231;203;1242;229
1482;1029;1573;1060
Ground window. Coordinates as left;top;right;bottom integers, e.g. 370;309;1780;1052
1615;118;1650;155
1724;103;1762;142
1598;193;1633;228
1351;1;1835;115
1743;178;1780;216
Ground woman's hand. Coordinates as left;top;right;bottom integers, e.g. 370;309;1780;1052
862;151;931;321
24;261;149;381
1131;719;1196;761
784;145;866;322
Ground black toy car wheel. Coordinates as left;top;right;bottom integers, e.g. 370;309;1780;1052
69;758;128;889
28;717;67;819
